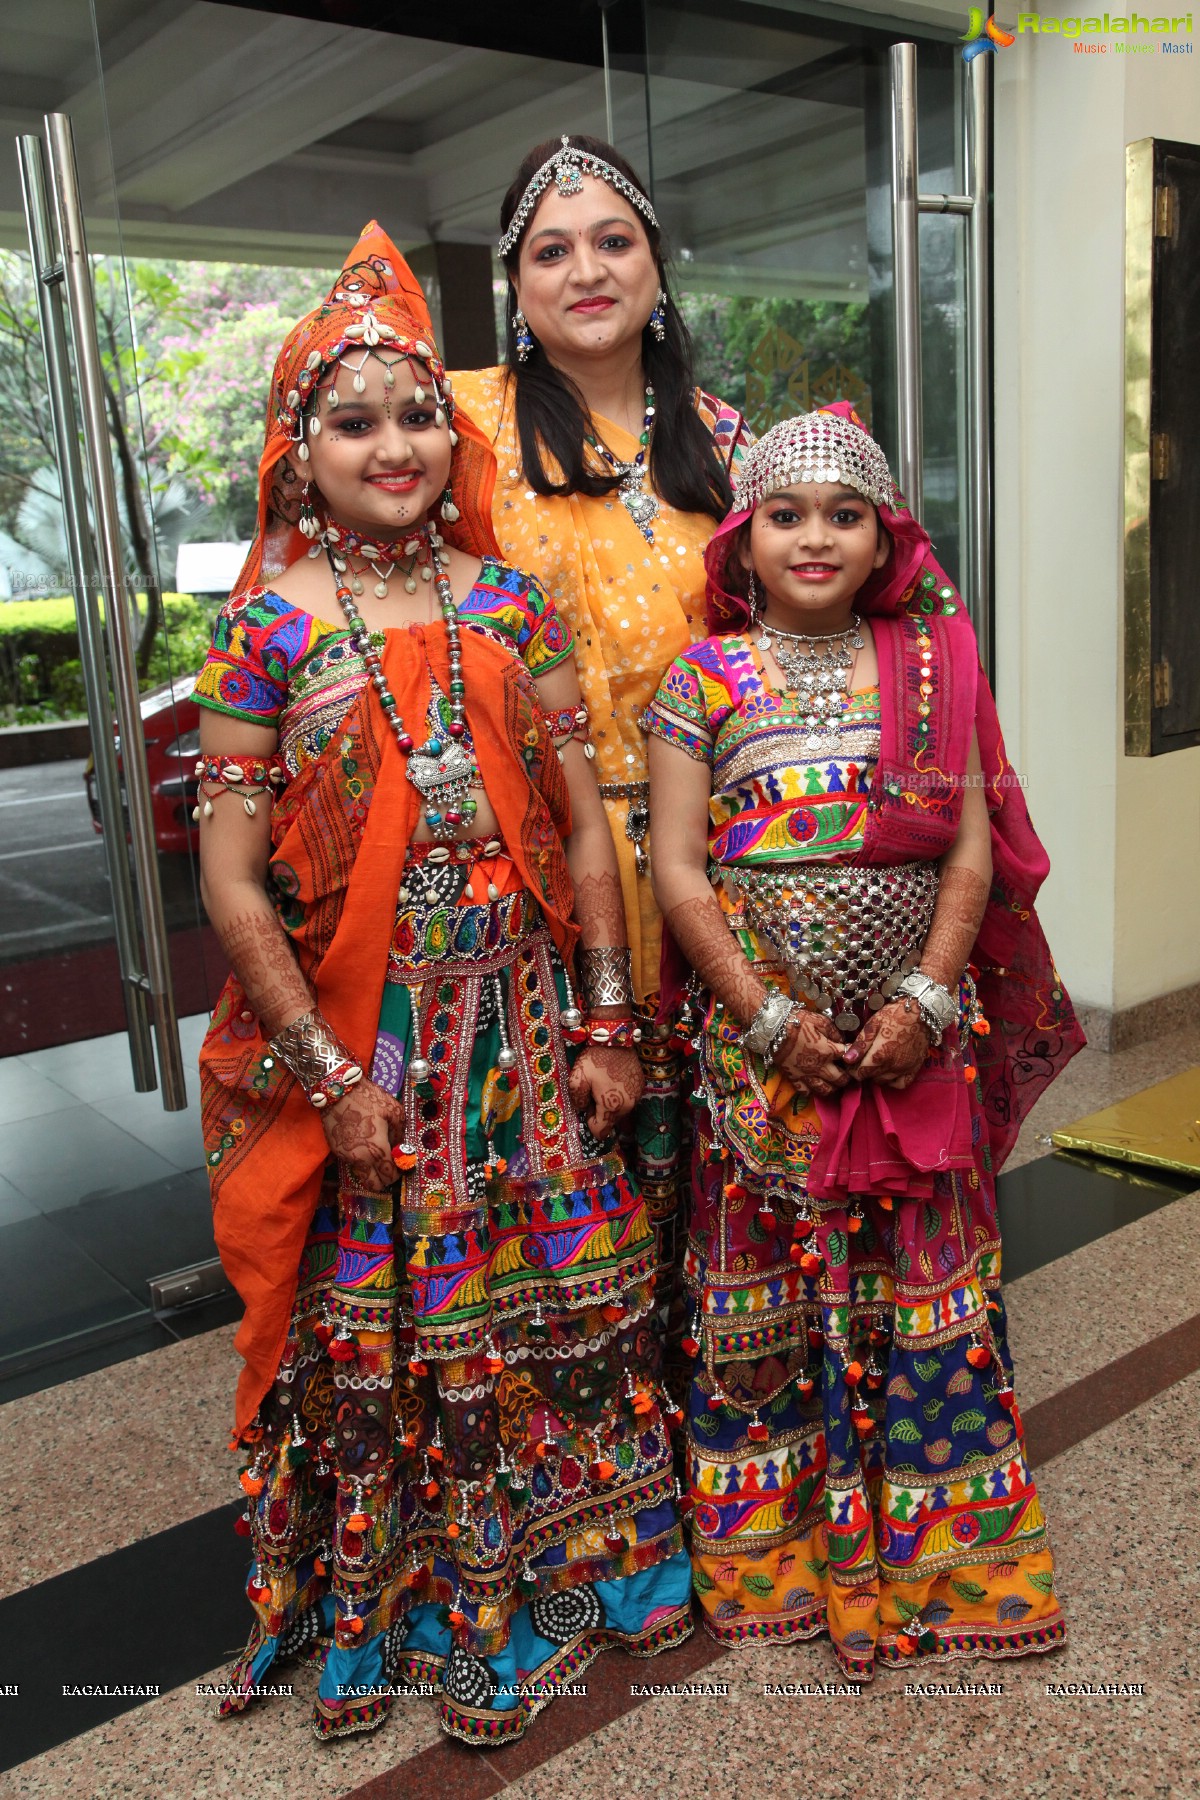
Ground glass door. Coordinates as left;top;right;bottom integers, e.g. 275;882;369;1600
641;0;974;598
2;4;228;1390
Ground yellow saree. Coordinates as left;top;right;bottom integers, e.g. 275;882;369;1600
451;365;752;1001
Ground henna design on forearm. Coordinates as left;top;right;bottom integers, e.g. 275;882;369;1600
920;866;990;988
218;905;312;1036
665;893;769;1026
572;871;630;948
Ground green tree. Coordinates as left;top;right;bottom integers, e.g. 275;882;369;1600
679;292;872;434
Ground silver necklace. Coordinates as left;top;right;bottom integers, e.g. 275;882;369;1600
757;612;863;754
587;386;658;541
329;525;480;840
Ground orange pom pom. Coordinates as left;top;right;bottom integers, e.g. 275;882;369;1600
314;1557;327;1576
895;1632;917;1657
346;1511;370;1532
448;1607;465;1627
844;1359;864;1388
424;1479;440;1501
347;1616;365;1636
409;1357;429;1378
591;1458;617;1481
963;1064;977;1082
239;1470;265;1497
447;1522;461;1539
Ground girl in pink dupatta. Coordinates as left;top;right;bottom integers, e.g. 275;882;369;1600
645;404;1083;1677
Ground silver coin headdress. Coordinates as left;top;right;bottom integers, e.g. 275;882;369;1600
731;411;897;514
498;136;659;258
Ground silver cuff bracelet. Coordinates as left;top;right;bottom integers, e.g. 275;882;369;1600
578;945;635;1010
743;990;798;1060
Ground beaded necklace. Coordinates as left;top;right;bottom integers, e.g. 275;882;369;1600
305;518;435;599
586;385;658;541
328;525;480;839
757;611;863;755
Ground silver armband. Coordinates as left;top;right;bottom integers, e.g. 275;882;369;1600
892;970;958;1048
578;945;635;1011
742;991;799;1062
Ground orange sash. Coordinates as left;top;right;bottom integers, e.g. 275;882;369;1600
201;625;575;1437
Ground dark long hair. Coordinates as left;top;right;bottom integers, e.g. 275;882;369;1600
499;134;731;523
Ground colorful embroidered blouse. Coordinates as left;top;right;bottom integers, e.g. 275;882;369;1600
195;558;572;778
646;634;881;867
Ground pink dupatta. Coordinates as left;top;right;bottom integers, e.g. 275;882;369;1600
669;401;1084;1185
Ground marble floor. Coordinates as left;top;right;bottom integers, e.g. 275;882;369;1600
1;1021;1198;1799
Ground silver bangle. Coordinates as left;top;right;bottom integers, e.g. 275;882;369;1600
743;990;797;1060
578;945;635;1011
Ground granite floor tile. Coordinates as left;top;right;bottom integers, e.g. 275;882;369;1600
0;1654;445;1800
1001;1191;1200;1409
90;1084;206;1173
0;1321;240;1598
0;1109;179;1209
15;1011;209;1108
0;1172;39;1227
0;1061;75;1126
484;1372;1200;1800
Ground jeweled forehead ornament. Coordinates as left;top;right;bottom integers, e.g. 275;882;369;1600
732;411;897;515
284;309;457;466
497;135;659;258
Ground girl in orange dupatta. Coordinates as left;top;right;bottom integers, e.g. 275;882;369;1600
196;223;691;1747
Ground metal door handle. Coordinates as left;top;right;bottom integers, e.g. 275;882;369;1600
888;45;994;677
38;113;187;1110
16;132;157;1092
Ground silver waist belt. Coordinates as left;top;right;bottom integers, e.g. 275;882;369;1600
721;859;941;1032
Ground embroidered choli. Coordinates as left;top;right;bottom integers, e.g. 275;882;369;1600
195;557;572;779
646;633;881;870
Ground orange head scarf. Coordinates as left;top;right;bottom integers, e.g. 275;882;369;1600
233;219;498;595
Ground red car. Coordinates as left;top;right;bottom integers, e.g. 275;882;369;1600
84;671;202;855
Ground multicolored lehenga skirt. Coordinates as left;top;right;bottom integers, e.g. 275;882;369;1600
223;842;691;1742
681;900;1065;1677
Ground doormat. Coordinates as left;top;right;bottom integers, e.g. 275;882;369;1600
1051;1065;1200;1178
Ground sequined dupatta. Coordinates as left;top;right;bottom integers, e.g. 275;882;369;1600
200;625;576;1436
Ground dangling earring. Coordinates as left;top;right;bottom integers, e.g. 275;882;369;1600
747;570;763;623
440;485;460;524
298;481;320;544
514;310;534;363
648;288;667;343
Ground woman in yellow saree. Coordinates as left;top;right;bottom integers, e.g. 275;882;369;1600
454;133;754;1293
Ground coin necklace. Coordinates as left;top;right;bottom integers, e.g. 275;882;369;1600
757;611;863;754
328;525;480;840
